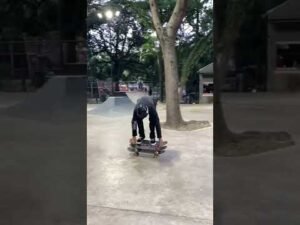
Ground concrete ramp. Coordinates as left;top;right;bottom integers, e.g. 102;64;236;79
88;96;135;117
0;76;86;122
126;91;147;104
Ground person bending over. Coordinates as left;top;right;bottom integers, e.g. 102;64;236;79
130;96;164;146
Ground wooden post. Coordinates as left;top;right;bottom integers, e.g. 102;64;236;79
199;74;203;102
90;80;94;98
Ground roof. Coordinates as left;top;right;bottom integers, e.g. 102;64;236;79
266;0;300;20
198;63;213;75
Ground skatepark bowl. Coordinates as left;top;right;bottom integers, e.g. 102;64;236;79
87;95;213;224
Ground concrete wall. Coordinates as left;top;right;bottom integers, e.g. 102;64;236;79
273;70;300;91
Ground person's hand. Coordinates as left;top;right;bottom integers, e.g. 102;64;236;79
130;136;137;145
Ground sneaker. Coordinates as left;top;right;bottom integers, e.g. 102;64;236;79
137;137;144;143
150;139;156;145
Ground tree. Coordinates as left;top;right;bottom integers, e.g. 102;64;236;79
59;0;86;40
149;0;188;128
214;0;293;156
214;0;254;145
178;0;213;91
87;2;146;91
131;0;212;101
0;0;59;37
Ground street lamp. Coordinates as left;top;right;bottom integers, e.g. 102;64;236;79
105;10;113;19
97;13;103;19
97;9;120;20
97;10;120;20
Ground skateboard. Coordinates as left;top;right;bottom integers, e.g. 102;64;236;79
128;140;167;158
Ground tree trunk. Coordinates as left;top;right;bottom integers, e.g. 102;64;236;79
112;60;120;92
157;49;164;102
149;0;187;129
214;58;232;147
214;48;235;147
162;40;184;127
213;0;250;146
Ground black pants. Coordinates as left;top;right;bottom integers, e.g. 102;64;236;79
149;118;157;139
132;118;161;139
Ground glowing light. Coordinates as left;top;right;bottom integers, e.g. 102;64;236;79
105;10;113;19
97;13;103;19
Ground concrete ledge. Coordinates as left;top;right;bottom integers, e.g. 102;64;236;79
199;94;213;104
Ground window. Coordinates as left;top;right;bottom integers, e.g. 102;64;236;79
277;43;300;69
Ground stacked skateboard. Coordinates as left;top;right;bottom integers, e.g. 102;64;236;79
128;140;168;158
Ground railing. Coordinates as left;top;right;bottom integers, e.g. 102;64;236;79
86;78;163;103
0;39;87;77
0;39;87;91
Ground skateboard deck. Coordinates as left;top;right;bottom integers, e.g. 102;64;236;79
128;140;167;157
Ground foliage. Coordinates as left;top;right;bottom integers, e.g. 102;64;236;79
180;31;212;84
87;0;212;89
87;1;147;83
0;0;58;38
88;53;111;80
234;0;287;70
178;0;213;85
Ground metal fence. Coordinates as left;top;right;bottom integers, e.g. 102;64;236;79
0;39;87;91
86;78;162;103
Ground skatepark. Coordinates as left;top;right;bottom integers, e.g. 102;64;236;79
0;76;86;225
87;92;213;224
1;75;299;224
215;93;300;225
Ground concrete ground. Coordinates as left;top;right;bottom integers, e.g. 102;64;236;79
215;93;300;225
87;103;213;225
0;92;33;108
0;77;86;225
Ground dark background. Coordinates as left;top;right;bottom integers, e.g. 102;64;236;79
0;1;87;224
214;0;300;224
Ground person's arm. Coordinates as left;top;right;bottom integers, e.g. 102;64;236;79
131;111;138;137
153;97;158;109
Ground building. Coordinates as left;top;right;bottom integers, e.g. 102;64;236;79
198;63;213;103
266;0;300;91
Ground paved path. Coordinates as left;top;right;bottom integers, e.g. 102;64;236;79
0;76;86;225
215;93;300;225
87;103;213;225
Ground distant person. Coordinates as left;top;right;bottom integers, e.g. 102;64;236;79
148;87;152;96
130;96;164;146
138;81;143;91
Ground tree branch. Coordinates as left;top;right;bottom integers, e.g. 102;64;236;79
121;33;127;55
167;0;188;38
149;0;163;40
